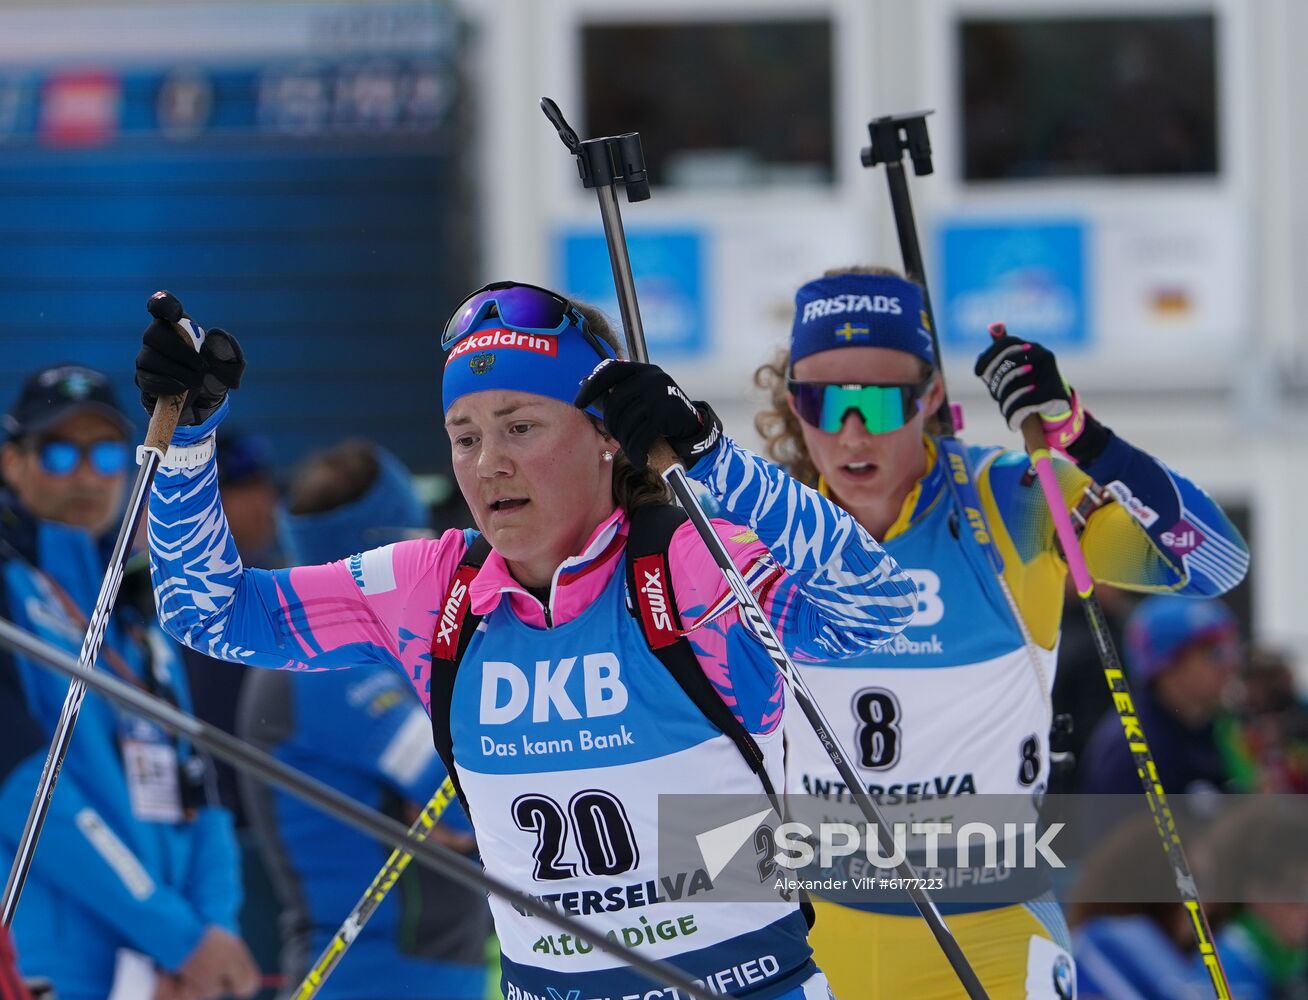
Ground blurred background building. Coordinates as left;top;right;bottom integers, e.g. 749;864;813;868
0;0;1303;671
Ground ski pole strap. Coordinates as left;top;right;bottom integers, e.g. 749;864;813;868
1069;481;1110;534
624;504;816;930
624;505;775;795
428;535;492;822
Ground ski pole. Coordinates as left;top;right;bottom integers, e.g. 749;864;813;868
862;109;1231;999
1012;405;1232;1000
290;777;458;999
861;111;1056;702
0;614;718;1000
1;292;202;927
540;97;991;1000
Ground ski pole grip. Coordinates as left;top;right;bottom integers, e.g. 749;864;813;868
143;392;186;456
1021;413;1097;596
1019;414;1048;457
649;440;681;477
142;291;206;456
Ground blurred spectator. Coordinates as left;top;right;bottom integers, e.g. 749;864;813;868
0;364;256;999
180;427;285;998
238;439;491;1000
183;427;284;816
1069;812;1212;1000
1224;647;1308;794
1080;596;1240;794
216;429;282;567
1197;797;1308;999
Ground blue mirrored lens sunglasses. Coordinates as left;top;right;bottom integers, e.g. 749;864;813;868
33;439;131;477
787;377;932;435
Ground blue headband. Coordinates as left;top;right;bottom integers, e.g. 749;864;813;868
441;320;616;416
791;274;936;367
279;446;428;565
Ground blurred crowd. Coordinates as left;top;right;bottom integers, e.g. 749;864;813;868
1054;584;1308;999
0;363;489;1000
0;360;1303;999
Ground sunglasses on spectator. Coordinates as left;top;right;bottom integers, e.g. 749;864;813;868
442;281;611;360
30;439;130;477
787;376;933;435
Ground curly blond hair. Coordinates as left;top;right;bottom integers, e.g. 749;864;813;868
754;346;821;487
753;265;938;485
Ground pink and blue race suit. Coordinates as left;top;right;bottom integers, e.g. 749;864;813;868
147;405;915;999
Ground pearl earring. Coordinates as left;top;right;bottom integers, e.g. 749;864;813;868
602;450;614;463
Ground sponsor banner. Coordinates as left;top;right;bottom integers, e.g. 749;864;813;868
937;218;1089;350
39;71;121;146
0;59;455;145
1095;205;1248;362
0;2;457;63
556;228;707;357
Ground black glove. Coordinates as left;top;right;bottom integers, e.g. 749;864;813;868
135;291;245;426
973;322;1109;464
574;359;722;471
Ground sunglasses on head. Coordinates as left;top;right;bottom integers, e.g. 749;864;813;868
32;439;130;477
442;281;611;360
787;377;932;435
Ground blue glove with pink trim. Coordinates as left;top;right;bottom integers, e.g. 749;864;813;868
973;322;1110;465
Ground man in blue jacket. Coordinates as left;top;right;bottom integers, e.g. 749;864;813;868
239;439;491;1000
0;364;257;1000
1080;595;1241;795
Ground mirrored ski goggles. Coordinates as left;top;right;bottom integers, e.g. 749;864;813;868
442;281;609;359
787;378;931;435
33;439;130;476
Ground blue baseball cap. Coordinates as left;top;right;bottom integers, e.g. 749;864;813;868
216;429;275;486
3;364;133;441
791;273;936;368
1125;596;1239;684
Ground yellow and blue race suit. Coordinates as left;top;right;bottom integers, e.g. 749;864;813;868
789;432;1248;999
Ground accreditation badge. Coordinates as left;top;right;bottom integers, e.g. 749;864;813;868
120;718;183;823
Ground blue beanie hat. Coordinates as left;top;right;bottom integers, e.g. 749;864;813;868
1125;596;1239;685
442;318;616;417
791;273;935;367
216;429;274;486
279;445;428;565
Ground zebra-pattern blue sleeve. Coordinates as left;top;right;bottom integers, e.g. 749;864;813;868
148;444;277;664
685;435;915;658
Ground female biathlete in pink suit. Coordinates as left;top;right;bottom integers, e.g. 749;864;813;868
135;283;917;999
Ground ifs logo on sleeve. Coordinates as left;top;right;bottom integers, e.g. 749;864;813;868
937;219;1089;350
